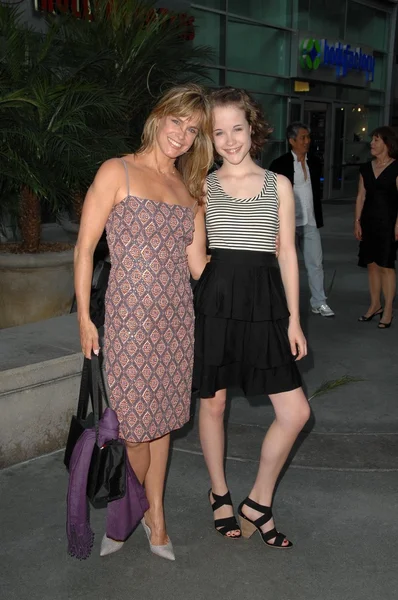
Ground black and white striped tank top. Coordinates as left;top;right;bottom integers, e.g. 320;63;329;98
206;169;279;253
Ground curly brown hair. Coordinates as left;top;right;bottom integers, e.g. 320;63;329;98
209;87;273;156
371;126;398;159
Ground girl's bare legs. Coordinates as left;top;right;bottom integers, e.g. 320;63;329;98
364;262;382;316
240;387;310;545
199;389;240;537
379;266;396;324
143;433;171;545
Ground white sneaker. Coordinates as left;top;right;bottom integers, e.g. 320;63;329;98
311;304;335;317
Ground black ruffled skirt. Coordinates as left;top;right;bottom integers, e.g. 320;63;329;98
193;249;302;398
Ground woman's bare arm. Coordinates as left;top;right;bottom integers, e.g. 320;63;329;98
354;175;365;241
276;174;307;360
74;159;122;357
186;204;208;280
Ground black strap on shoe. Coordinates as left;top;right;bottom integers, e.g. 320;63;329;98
214;516;241;536
262;528;287;546
209;490;241;537
210;490;233;512
243;497;290;547
243;497;272;528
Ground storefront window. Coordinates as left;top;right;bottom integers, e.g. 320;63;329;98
227;72;290;94
254;94;288;140
193;0;226;10
369;91;384;106
262;142;287;168
205;68;225;86
307;81;337;100
298;0;345;38
297;0;310;30
192;9;226;65
337;87;368;104
367;106;384;131
346;1;388;52
332;104;382;198
345;106;371;149
191;0;391;201
370;52;386;90
228;0;293;28
227;20;290;76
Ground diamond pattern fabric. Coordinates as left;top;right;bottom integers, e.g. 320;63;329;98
104;196;195;442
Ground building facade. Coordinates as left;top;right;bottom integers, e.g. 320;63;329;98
14;0;398;200
191;0;398;200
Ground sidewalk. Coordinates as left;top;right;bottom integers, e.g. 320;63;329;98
1;202;397;600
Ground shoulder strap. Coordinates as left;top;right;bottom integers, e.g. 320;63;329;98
259;169;269;196
120;158;130;198
76;358;92;420
206;170;218;187
264;168;277;189
90;353;110;442
266;169;279;208
206;172;219;208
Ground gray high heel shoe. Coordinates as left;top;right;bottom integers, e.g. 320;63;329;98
100;534;124;557
141;517;175;561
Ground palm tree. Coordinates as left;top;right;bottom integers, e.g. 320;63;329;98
0;1;213;252
57;0;214;146
0;5;130;251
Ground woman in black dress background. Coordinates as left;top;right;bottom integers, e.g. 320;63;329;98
354;126;398;328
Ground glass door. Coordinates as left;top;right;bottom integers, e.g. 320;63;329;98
303;101;332;200
330;103;371;199
330;104;346;198
288;98;303;124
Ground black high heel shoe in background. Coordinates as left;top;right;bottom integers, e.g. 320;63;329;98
378;314;393;329
358;307;383;322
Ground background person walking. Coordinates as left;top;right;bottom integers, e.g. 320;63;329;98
270;122;334;318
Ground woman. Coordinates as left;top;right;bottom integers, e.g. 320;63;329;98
192;88;310;548
355;126;398;328
74;83;213;560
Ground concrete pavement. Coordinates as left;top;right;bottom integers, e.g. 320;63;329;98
1;201;397;600
1;448;397;600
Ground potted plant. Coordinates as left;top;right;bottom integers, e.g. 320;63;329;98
0;5;129;327
0;0;213;328
54;0;213;147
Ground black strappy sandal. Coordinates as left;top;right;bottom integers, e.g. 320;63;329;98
358;307;383;322
238;497;293;549
208;489;241;539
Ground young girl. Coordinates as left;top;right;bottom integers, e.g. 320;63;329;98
191;87;310;548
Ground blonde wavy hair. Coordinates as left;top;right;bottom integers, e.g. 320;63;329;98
138;83;214;203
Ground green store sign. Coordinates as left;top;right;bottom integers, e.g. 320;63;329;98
300;38;375;82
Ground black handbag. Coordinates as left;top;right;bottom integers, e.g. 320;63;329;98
64;358;95;470
90;259;111;329
86;355;126;509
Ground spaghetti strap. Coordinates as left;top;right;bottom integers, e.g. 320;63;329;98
120;158;130;197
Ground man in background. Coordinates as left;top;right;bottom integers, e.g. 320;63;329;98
270;122;334;318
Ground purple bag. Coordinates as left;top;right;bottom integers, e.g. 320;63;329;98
66;358;149;560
